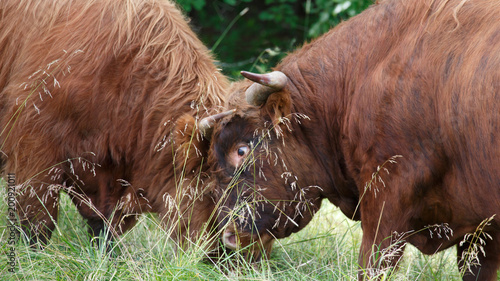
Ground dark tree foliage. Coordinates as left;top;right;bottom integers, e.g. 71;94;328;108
176;0;372;77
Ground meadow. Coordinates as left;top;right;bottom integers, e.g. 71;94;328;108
1;185;462;281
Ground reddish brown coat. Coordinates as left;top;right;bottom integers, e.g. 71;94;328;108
209;0;500;279
0;0;227;249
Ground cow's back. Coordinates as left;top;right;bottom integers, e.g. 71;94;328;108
353;0;500;196
0;0;226;169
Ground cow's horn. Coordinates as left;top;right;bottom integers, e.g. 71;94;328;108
198;109;236;138
241;71;288;106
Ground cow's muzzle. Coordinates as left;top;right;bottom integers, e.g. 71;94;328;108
221;225;275;261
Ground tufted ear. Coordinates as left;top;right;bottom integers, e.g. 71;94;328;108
260;88;292;128
174;114;210;173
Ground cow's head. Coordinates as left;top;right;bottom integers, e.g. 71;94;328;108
201;71;326;261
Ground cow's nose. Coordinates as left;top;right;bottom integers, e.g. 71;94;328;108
222;229;238;250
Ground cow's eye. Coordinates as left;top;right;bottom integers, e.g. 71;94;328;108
237;146;250;157
228;143;251;168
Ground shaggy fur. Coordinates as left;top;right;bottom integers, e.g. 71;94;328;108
0;0;227;249
209;0;500;279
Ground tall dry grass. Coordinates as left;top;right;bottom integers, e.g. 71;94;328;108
1;181;464;281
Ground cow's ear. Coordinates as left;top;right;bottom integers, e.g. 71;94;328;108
174;114;209;170
260;89;292;128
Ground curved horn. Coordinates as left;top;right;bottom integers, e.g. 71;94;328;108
198;109;236;138
241;71;288;106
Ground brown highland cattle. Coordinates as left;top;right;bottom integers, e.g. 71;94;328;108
1;0;228;250
202;0;500;279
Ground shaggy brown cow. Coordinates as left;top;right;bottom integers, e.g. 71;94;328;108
0;0;228;250
202;0;500;279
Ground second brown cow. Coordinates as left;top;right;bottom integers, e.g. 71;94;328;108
203;0;500;279
1;0;228;251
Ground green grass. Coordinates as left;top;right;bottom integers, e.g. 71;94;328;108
1;186;462;281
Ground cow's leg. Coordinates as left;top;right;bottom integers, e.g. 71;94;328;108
85;213;138;253
68;192;113;247
458;231;500;281
358;228;407;280
87;217;106;238
357;196;408;280
68;169;118;244
85;215;137;250
74;191;139;247
16;179;60;248
84;216;112;250
115;215;138;235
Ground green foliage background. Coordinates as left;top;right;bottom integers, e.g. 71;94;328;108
176;0;373;77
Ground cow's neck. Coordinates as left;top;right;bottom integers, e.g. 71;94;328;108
275;1;416;220
276;53;361;218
